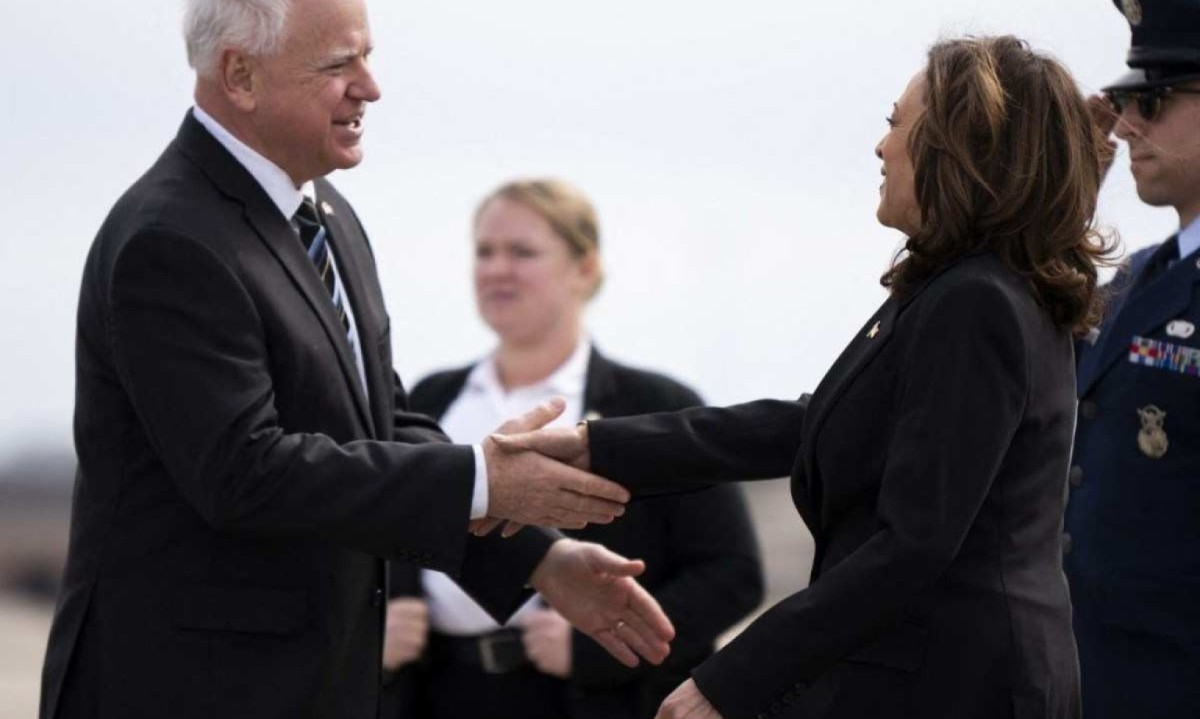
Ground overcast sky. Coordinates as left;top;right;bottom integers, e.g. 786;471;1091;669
0;0;1180;466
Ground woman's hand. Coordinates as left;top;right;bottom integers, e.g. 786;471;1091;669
656;679;724;719
382;597;429;670
521;607;573;678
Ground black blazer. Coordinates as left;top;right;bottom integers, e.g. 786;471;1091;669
42;112;555;719
388;348;764;719
587;255;1081;719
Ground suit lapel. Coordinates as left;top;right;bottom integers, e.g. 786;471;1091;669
798;297;899;505
314;182;385;438
802;298;899;443
174;114;375;435
1078;238;1196;397
582;348;617;418
797;255;981;525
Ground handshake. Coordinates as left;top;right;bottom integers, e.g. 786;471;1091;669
479;396;600;537
473;398;682;682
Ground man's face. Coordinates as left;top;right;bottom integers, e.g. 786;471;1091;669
1114;81;1200;224
250;0;380;185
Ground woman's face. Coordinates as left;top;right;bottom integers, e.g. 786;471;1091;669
875;71;926;236
473;197;595;344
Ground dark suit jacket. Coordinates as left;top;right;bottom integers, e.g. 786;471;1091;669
386;348;764;719
42;112;555;719
1066;237;1200;717
587;254;1081;719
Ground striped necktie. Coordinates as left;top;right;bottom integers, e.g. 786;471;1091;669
294;197;351;333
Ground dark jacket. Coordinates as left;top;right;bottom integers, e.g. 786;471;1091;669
587;254;1081;719
42;112;555;719
387;348;764;719
1066;236;1200;718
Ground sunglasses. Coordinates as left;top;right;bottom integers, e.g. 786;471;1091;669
1105;86;1200;122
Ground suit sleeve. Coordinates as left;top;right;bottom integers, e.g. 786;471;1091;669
588;398;808;495
108;229;476;573
691;280;1030;719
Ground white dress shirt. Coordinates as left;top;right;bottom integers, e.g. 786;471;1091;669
190;105;488;519
424;339;592;635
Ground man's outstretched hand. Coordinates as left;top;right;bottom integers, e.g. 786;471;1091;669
531;539;674;668
477;400;622;536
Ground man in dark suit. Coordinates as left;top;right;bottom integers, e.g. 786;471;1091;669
1065;2;1200;716
39;0;673;717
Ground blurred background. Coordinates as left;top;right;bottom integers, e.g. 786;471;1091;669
0;0;1177;715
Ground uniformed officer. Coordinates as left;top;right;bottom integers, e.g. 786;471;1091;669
1065;1;1200;717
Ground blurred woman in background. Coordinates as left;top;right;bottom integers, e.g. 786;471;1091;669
381;178;764;719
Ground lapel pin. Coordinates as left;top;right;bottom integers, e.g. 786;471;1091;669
1084;327;1101;346
1137;405;1168;459
866;321;881;339
321;201;335;216
1166;320;1195;339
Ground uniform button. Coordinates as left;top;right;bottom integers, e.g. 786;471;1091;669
1069;465;1083;488
371;588;384;607
1061;533;1073;556
1079;401;1098;420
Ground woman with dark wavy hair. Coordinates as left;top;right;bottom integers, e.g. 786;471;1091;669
502;35;1112;719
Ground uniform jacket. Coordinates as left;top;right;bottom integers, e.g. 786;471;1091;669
386;348;764;719
587;254;1081;719
1065;236;1200;714
42;112;555;719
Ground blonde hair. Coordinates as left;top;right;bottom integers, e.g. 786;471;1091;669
475;178;605;297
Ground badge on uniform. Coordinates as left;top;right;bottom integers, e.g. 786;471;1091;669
1166;319;1195;339
321;201;335;216
1137;405;1168;459
1128;335;1200;376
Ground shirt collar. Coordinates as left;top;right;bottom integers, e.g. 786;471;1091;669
1179;216;1200;262
191;105;316;219
466;338;591;397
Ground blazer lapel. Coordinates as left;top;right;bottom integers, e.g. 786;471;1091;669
174;114;375;435
1079;238;1195;397
314;188;385;438
798;296;899;495
582;348;617;419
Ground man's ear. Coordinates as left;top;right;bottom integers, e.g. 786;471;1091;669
220;49;258;112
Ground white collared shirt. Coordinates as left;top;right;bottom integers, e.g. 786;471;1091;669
190;106;488;519
424;339;592;635
1178;216;1200;262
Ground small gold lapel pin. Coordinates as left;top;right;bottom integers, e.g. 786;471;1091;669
321;201;335;216
866;321;881;339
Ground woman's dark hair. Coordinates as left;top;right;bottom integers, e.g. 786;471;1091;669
881;35;1115;335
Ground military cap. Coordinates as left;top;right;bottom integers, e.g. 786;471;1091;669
1105;0;1200;91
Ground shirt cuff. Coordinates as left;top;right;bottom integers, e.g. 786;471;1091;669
470;444;489;519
